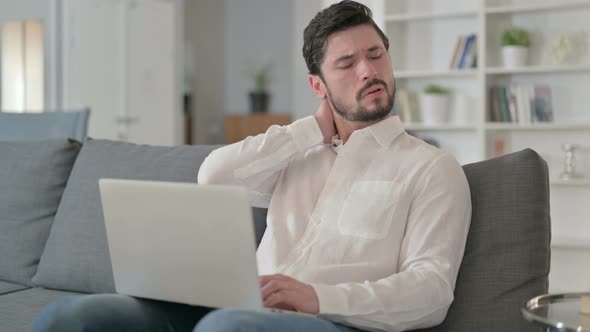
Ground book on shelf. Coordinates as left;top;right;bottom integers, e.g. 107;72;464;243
488;85;554;124
499;86;511;122
394;90;419;123
489;87;501;122
532;85;554;122
508;85;519;123
449;33;477;70
449;35;465;69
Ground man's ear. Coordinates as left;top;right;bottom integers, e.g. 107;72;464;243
309;75;327;99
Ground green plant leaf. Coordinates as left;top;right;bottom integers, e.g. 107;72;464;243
424;84;450;94
501;28;530;47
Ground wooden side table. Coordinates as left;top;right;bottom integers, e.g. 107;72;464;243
224;113;292;144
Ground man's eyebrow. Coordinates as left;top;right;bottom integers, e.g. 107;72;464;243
367;45;381;52
334;54;354;64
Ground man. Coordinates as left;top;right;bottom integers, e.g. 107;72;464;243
32;1;470;331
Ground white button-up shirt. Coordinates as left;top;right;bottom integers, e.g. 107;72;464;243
198;115;471;332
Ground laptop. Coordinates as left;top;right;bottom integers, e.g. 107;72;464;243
98;178;266;310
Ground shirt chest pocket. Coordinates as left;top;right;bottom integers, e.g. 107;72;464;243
337;181;403;240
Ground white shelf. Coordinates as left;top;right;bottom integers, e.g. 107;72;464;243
385;10;478;22
552;236;590;250
403;124;478;132
380;0;590;294
486;1;590;15
396;69;477;79
486;64;590;75
485;123;590;131
551;179;590;186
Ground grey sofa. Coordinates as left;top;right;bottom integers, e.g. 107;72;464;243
0;110;90;142
0;138;550;332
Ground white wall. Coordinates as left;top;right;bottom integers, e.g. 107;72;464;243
292;1;323;120
224;0;293;115
185;0;225;144
0;0;58;110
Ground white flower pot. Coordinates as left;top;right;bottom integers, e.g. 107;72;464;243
502;46;528;68
452;94;470;124
420;94;450;125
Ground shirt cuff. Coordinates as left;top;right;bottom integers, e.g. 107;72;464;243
287;116;324;152
311;283;350;315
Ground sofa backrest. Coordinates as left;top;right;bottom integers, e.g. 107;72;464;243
0;140;81;286
0;109;90;142
414;148;550;332
32;140;221;293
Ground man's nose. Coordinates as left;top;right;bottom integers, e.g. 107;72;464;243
358;58;377;81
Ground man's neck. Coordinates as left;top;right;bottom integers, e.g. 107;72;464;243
334;114;390;144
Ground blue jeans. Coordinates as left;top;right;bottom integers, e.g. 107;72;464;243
32;294;363;332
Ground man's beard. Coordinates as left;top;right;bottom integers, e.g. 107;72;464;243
326;78;395;122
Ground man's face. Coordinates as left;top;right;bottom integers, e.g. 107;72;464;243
318;24;395;122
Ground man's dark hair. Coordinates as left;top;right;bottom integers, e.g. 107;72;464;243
303;0;389;77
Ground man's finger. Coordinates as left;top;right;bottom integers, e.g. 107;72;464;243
263;291;291;308
261;279;288;300
259;274;289;287
264;290;301;311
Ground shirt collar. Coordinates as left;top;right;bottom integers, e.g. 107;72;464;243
366;115;405;148
329;116;405;152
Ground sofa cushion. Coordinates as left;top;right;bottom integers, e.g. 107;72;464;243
0;140;80;285
0;287;83;332
33;140;221;293
417;149;550;332
0;280;29;295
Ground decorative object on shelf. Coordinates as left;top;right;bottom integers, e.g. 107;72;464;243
493;137;506;158
248;62;272;113
550;31;588;65
559;144;583;180
501;27;530;68
419;84;451;125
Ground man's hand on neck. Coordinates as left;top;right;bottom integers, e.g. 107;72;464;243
314;99;389;145
314;100;338;144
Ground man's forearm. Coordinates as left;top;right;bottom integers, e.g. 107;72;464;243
197;116;324;207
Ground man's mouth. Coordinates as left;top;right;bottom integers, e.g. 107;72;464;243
364;85;384;97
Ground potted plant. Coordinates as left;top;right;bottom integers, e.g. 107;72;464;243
249;63;271;113
420;85;451;125
501;28;530;68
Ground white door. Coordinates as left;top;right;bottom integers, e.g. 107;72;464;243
61;0;182;145
125;0;180;145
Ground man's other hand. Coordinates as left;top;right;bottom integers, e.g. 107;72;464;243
259;274;319;315
314;100;338;144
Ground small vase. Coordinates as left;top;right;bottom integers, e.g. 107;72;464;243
420;94;450;125
249;91;270;113
502;46;528;68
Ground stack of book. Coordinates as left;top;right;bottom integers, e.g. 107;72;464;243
488;85;554;123
449;33;477;69
394;90;419;123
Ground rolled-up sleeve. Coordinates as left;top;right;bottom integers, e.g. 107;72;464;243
197;116;323;208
